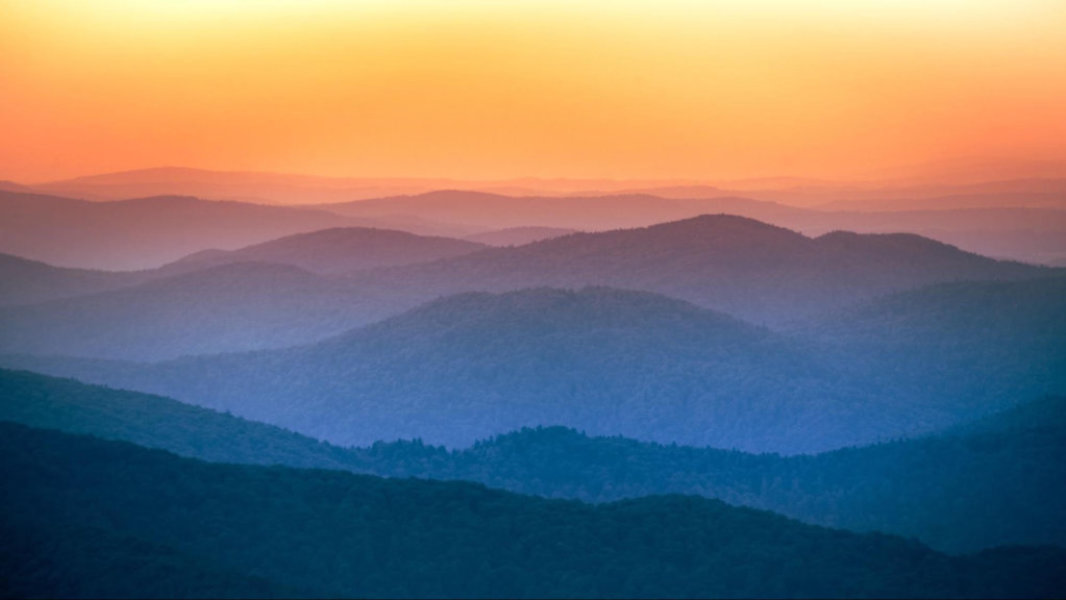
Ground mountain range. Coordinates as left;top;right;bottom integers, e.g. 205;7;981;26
5;183;1066;270
4;214;1054;360
3;367;1063;554
7;277;1064;453
0;190;475;269
5;421;1064;598
314;188;1066;264
159;226;486;275
346;214;1052;326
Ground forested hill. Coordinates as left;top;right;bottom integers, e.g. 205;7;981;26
8;278;1065;454
359;417;1066;554
3;368;1064;553
0;368;360;470
3;287;867;452
4;422;1065;599
346;213;1051;326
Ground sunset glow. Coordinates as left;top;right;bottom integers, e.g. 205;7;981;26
2;0;1065;182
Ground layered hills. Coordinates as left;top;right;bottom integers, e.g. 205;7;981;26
7;278;1064;453
349;214;1050;326
162;226;486;275
0;190;472;269
4;368;1064;553
4;215;1053;360
4;422;1064;598
0;262;387;359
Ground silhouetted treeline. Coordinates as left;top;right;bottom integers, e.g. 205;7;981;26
4;422;1065;599
3;368;1063;553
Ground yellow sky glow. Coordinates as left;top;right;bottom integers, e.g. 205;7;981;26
2;0;1064;182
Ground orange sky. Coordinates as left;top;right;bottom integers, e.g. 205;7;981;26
2;0;1065;183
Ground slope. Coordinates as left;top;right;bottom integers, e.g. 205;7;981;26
5;366;1062;554
0;190;468;270
8;283;1057;454
0;368;362;470
0;262;393;359
4;422;1064;598
2;215;1054;362
0;252;146;307
161;226;486;275
347;214;1052;326
464;226;578;246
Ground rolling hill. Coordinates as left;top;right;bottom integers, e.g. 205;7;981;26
0;262;392;359
358;408;1066;554
4;368;1063;554
4;422;1064;598
0;190;474;270
4;287;843;449
0;190;354;269
347;214;1053;326
0;253;145;307
0;368;362;470
316;188;1066;264
802;277;1066;414
159;226;486;275
0;224;488;325
8;280;1064;453
4;215;1054;360
315;189;809;231
464;226;578;246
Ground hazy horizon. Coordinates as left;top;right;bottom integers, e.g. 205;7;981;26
5;155;1066;188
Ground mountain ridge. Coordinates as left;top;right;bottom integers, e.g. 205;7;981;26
3;367;1063;553
9;278;1064;454
5;421;1065;598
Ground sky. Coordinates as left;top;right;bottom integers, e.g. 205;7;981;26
2;0;1065;183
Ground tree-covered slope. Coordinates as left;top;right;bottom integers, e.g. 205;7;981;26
4;422;1064;599
0;368;359;470
3;368;1063;553
0;262;396;359
2;287;898;452
347;214;1053;326
0;253;144;307
1;520;295;599
8;277;1064;453
2;215;1057;361
365;414;1066;554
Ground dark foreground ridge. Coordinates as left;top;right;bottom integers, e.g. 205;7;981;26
4;422;1065;599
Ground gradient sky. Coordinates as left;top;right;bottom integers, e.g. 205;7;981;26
2;0;1065;183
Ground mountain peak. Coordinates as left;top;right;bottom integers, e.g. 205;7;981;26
163;226;486;275
410;189;510;202
652;213;806;235
349;286;760;348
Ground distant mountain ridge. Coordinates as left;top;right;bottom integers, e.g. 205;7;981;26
348;214;1053;326
0;261;392;359
5;183;1066;269
160;226;486;275
0;223;492;308
316;190;808;231
314;188;1066;264
7;279;1063;453
0;190;350;269
464;226;577;246
3;214;1054;360
0;253;143;307
0;190;476;269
